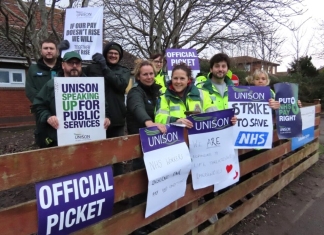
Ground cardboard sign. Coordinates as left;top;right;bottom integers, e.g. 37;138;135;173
228;86;273;149
54;77;106;146
187;109;239;190
36;166;114;235
274;82;302;139
165;48;200;79
62;7;103;60
140;125;191;218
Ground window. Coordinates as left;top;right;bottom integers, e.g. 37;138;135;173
0;69;25;87
244;64;251;72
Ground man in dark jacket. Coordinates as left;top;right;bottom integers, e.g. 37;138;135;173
33;51;111;147
25;39;64;147
84;42;130;138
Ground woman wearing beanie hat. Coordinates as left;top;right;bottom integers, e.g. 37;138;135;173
84;42;130;139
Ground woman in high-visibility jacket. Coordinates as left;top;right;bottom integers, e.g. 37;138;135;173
155;63;236;128
150;53;168;93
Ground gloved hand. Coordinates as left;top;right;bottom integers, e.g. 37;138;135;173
58;40;70;51
92;53;107;70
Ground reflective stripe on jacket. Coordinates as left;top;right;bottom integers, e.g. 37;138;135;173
155;85;216;124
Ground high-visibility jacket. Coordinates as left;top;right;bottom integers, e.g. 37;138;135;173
155;84;217;124
270;89;275;99
155;70;168;93
196;75;234;111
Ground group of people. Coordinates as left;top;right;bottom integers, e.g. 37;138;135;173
25;38;290;234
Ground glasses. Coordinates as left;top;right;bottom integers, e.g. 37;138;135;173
153;60;163;64
65;60;81;66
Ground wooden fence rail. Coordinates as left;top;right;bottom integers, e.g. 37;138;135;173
0;101;321;235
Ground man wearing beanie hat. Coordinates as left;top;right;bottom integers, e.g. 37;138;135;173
84;42;130;139
33;51;111;147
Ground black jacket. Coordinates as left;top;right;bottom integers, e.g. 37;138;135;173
25;58;62;103
84;42;130;127
126;82;161;135
33;73;109;145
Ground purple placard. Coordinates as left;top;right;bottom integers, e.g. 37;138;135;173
165;48;200;70
36;165;114;235
139;125;185;153
228;86;271;102
274;82;302;139
187;109;234;135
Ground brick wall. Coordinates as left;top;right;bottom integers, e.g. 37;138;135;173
0;88;34;127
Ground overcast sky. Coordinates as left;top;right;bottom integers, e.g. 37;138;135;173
277;0;323;71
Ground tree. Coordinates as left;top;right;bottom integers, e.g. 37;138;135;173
314;20;324;60
0;0;88;66
288;55;319;77
102;0;305;58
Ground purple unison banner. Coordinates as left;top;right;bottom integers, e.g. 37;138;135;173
165;48;200;79
139;124;185;153
36;166;114;235
228;86;271;102
274;83;302;139
186;109;235;135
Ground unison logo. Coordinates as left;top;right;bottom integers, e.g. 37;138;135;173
145;129;179;147
76;11;92;18
74;133;91;140
232;87;265;101
192;116;230;130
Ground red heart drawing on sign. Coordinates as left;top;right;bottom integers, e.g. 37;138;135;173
233;171;238;180
226;164;233;173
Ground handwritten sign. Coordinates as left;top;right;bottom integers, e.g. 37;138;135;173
165;48;200;79
187;109;239;190
139;125;191;218
54;77;106;146
36;166;114;235
274;82;302;139
228;86;273;149
62;7;103;60
291;106;315;150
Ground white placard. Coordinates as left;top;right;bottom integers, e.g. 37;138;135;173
228;86;273;149
139;125;191;218
62;7;103;60
187;110;240;190
54;77;106;146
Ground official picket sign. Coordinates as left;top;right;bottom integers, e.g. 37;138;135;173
54;77;106;146
274;82;302;139
139;125;191;218
62;7;103;60
228;86;273;149
36;166;114;235
187;109;240;190
291;106;315;150
165;48;200;79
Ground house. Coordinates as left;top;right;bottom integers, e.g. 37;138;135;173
231;56;280;75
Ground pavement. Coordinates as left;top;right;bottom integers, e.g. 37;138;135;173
225;118;324;235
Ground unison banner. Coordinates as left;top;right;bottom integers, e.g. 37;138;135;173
36;166;114;235
62;7;103;60
228;86;273;149
274;82;302;139
187;109;239;190
54;77;106;146
165;48;200;79
139;125;191;218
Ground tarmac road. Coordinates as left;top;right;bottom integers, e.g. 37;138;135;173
226;118;324;235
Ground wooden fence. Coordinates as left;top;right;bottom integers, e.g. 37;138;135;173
0;100;321;235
